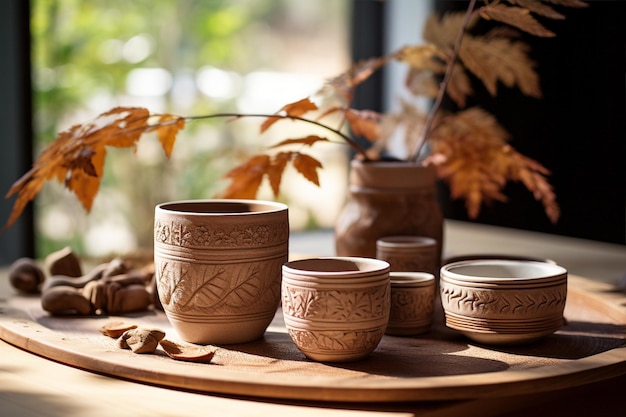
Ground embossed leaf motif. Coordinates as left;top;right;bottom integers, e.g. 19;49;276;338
173;263;265;311
225;265;265;308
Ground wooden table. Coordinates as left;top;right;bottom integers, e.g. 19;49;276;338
1;220;625;417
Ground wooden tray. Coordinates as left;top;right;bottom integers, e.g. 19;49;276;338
0;274;624;403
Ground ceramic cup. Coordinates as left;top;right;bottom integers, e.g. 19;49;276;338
439;259;568;345
281;257;391;362
376;236;439;276
154;199;289;344
386;272;436;336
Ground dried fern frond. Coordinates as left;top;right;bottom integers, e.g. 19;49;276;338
458;34;541;97
426;107;558;222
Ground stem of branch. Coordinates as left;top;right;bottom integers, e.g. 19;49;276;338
183;113;370;160
408;0;478;163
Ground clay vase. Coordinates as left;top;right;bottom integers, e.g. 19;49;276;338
154;199;289;344
335;160;444;263
282;257;391;362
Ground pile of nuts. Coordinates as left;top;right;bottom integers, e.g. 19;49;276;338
8;246;160;316
8;247;215;363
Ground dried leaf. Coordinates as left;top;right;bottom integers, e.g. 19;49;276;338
270;135;330;149
394;44;448;73
459;35;541;98
345;109;382;141
380;101;427;157
4;107;184;230
149;114;186;158
507;0;565;19
428;107;559;222
405;69;441;98
267;152;291;196
282;97;319;117
292;153;323;186
423;12;479;49
159;339;216;363
481;4;556;37
445;64;474;108
260;98;318;133
325;56;389;101
220;154;270;199
260;116;282;133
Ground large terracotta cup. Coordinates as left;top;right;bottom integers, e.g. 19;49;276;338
154;199;289;344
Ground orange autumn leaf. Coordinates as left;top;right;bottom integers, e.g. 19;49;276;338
345;109;382;141
292;153;322;187
220;151;324;199
220;154;271;199
427;107;559;222
267;152;291;196
4;107;185;230
260;98;319;133
270;135;330;149
326;56;389;102
480;4;556;38
149;114;186;158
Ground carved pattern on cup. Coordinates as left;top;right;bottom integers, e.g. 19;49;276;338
156;258;280;315
155;219;288;248
439;282;566;318
383;254;438;273
390;287;434;322
287;328;385;353
281;284;390;321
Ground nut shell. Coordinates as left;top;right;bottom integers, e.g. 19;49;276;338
9;258;45;294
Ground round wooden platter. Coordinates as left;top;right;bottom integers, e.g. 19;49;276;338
0;274;624;403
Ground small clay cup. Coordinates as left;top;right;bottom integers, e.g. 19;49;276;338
376;236;438;276
154;199;289;344
386;272;436;336
281;257;391;362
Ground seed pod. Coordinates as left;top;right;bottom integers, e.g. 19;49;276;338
45;246;82;277
9;258;46;294
41;286;93;316
42;262;108;292
113;284;152;315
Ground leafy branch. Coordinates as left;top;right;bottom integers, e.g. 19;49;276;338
4;0;588;230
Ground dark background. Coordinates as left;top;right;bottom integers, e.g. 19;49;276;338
352;0;626;245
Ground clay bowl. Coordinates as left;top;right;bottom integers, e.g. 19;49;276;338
439;259;567;345
281;257;391;362
154;199;289;344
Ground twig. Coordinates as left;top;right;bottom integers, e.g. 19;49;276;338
408;0;478;162
184;113;370;160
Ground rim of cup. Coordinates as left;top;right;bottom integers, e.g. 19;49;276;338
389;271;435;287
156;199;288;215
283;257;390;283
376;235;437;248
440;259;567;286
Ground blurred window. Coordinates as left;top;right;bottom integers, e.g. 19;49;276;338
31;0;351;257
